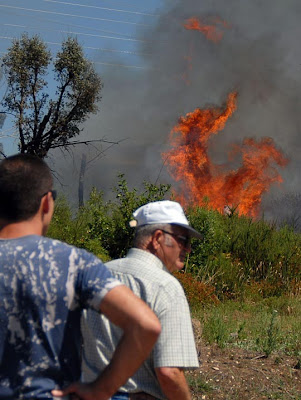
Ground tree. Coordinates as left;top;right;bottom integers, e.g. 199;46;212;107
1;34;102;158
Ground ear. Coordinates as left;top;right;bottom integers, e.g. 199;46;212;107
40;193;50;214
152;230;164;251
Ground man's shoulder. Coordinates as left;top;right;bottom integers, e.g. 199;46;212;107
0;236;105;271
42;237;97;258
106;253;185;295
13;236;103;267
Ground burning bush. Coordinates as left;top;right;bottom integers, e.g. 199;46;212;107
163;93;288;217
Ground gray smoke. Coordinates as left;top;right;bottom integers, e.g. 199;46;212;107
53;0;301;220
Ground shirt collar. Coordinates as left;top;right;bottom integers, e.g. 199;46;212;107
127;247;169;273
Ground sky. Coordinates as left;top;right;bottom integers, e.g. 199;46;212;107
0;0;162;61
0;0;164;196
1;0;301;222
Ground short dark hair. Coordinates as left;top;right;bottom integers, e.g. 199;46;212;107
0;154;53;222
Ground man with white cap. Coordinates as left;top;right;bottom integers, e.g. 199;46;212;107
81;200;201;400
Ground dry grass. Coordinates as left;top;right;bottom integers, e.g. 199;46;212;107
188;318;301;400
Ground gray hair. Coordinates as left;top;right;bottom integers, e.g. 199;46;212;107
133;223;173;248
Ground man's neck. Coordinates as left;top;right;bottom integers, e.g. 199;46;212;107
0;219;43;239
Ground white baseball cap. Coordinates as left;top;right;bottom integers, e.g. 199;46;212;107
129;200;202;239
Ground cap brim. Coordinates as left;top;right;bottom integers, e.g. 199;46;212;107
171;223;203;239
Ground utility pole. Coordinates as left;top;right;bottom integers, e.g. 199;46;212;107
0;113;5;129
78;152;87;208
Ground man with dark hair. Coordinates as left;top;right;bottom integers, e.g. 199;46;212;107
0;154;161;400
81;200;201;400
0;154;54;223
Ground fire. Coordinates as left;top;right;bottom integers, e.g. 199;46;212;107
181;16;230;83
184;16;229;43
162;93;288;217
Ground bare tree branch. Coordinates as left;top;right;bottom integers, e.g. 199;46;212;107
49;138;125;149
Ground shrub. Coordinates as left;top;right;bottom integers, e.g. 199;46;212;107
83;174;171;259
185;206;301;298
174;272;219;309
48;177;301;299
48;175;170;260
202;309;229;348
259;310;280;357
47;195;74;243
47;194;110;260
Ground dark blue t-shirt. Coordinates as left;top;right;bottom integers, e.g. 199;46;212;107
0;235;121;399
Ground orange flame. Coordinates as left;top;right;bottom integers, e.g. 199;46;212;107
184;16;229;43
162;93;288;217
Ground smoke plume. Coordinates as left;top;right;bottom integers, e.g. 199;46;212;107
54;0;301;220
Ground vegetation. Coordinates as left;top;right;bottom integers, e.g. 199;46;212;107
47;174;171;259
196;296;301;357
48;175;301;397
1;34;102;158
48;176;301;351
48;175;301;300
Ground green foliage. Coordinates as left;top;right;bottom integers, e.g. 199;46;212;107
202;308;229;348
47;194;110;261
47;195;73;243
196;296;301;355
48;175;301;300
1;33;102;157
48;185;301;359
84;174;171;259
261;310;280;357
48;175;170;260
185;206;301;298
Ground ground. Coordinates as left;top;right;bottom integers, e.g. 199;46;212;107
187;319;301;400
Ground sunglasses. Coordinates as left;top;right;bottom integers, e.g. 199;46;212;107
41;190;57;201
160;229;191;248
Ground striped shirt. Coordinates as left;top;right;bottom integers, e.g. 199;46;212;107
81;248;199;400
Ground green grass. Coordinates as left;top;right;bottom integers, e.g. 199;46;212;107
194;295;301;356
186;373;214;393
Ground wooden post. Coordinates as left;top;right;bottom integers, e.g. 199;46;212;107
78;152;87;208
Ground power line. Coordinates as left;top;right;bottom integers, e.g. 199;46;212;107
0;35;148;56
93;61;148;69
0;4;151;26
0;50;148;69
1;9;145;39
43;0;159;17
2;23;146;43
0;3;155;70
0;38;150;69
0;52;149;69
0;36;13;41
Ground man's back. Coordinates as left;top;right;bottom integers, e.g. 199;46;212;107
0;154;161;400
0;235;117;399
82;248;198;400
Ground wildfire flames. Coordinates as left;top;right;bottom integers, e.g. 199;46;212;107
162;93;288;217
184;16;230;43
